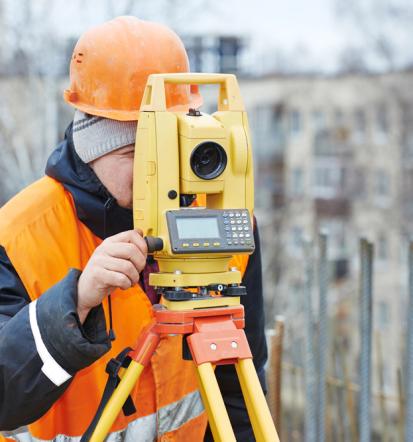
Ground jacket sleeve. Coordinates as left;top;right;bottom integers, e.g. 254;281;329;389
0;246;110;432
204;221;268;442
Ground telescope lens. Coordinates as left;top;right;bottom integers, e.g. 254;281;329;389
190;141;227;180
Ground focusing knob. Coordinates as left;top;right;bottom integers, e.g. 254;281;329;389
144;236;164;253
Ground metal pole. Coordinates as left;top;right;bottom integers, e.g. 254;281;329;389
405;241;413;441
269;316;285;435
358;238;374;442
303;238;317;442
317;231;328;442
398;368;405;442
376;331;389;441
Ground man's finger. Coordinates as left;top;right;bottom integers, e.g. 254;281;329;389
105;230;148;254
101;256;140;285
100;269;133;291
102;243;147;273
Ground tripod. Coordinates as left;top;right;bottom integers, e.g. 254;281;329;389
88;295;280;442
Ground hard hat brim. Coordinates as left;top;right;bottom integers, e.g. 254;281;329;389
63;89;203;121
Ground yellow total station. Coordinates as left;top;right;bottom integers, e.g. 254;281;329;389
87;73;280;442
133;73;255;292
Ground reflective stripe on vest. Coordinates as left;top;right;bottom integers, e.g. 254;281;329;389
2;390;204;442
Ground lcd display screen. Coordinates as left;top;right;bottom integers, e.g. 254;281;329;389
176;217;220;239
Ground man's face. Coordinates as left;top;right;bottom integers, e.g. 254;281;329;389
90;144;135;209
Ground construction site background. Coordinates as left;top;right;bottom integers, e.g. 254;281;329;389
1;1;413;440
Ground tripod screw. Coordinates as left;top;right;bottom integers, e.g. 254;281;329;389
231;341;238;349
210;343;217;351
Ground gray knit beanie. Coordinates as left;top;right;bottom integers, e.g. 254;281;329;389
72;110;138;163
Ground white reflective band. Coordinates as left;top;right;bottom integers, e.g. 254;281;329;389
6;391;204;441
1;427;31;442
29;300;71;387
123;413;157;442
158;389;205;435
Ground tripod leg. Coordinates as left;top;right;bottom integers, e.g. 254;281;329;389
235;359;280;442
90;360;145;442
196;362;236;442
89;324;160;442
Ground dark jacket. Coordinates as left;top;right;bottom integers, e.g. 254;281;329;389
0;125;267;441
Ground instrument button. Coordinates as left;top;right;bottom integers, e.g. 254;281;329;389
213;242;221;246
192;242;200;247
182;243;189;247
203;242;210;247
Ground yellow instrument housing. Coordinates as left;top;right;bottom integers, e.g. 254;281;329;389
133;73;254;282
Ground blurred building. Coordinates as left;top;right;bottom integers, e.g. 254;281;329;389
233;73;413;410
183;34;245;74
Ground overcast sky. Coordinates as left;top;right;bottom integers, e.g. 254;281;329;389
7;0;410;73
42;0;345;72
49;0;341;45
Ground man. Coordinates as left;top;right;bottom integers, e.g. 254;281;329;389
0;16;267;441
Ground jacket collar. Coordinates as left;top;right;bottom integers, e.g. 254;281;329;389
45;123;134;239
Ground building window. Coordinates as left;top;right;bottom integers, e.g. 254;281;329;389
312;110;325;133
289;109;301;136
251;105;274;156
378;301;390;330
218;37;242;73
354;169;367;199
354;108;366;143
377;234;388;261
375;104;389;142
291;168;304;196
313;163;345;198
376;104;389;135
376;170;390;197
291;226;303;251
319;220;347;258
292;282;302;313
334;109;344;127
333;258;349;280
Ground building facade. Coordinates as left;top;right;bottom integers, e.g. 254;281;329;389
232;73;413;424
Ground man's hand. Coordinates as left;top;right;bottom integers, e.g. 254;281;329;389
77;230;147;323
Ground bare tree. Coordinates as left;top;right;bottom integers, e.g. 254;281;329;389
335;0;413;71
0;0;61;203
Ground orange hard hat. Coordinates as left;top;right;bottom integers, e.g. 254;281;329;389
63;16;202;120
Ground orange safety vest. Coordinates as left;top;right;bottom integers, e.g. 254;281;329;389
0;177;249;441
